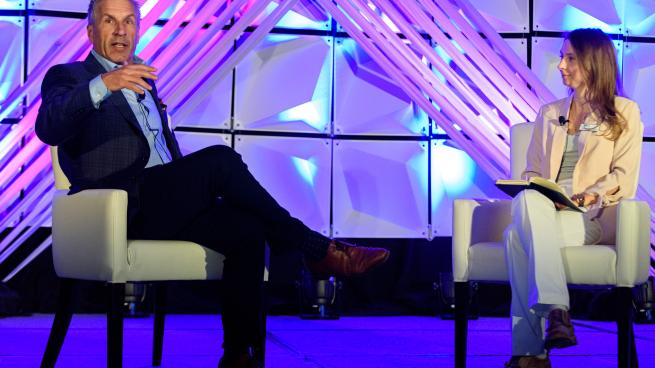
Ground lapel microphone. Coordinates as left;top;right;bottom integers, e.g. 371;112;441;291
558;116;569;126
136;92;145;103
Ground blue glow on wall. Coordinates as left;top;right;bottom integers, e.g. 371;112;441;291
136;25;162;55
431;141;476;209
274;34;331;132
0;0;22;10
291;156;318;186
279;101;326;131
561;5;619;34
0;17;23;118
408;143;430;197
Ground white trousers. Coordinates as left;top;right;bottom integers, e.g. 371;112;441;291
504;189;602;355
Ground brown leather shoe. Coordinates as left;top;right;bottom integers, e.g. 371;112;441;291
544;308;577;350
218;353;262;368
306;240;390;277
504;356;552;368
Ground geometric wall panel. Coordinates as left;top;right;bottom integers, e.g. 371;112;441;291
234;135;331;236
0;16;24;119
333;38;428;136
531;37;624;103
639;142;655;198
0;0;23;10
173;71;232;129
531;37;570;101
430;140;508;237
624;0;655;37
234;34;333;133
623;41;655;137
469;0;528;33
505;38;528;64
27;16;80;104
533;0;624;34
332;140;429;238
174;132;231;156
29;0;87;12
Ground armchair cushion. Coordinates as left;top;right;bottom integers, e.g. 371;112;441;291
453;198;651;288
52;188;225;283
127;240;224;281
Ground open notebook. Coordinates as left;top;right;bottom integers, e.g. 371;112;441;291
495;177;587;213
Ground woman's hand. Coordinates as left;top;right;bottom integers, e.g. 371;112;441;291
571;192;599;207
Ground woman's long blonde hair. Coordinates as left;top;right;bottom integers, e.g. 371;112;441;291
566;28;625;140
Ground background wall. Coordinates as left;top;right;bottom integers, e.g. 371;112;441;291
0;0;653;238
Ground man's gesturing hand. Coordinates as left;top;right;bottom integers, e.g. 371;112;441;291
101;64;158;94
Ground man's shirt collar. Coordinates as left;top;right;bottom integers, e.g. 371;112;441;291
91;49;145;72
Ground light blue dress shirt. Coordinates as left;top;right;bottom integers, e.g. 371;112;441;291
88;50;171;167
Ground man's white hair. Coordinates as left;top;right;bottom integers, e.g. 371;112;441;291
87;0;141;27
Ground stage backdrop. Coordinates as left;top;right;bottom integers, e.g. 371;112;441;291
0;0;654;281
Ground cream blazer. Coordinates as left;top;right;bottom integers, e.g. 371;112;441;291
523;95;643;242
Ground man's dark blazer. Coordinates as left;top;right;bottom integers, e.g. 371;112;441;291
35;53;182;220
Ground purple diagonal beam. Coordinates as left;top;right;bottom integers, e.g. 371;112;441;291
172;0;301;124
396;0;530;127
0;182;53;259
0;133;45;189
138;0;203;61
424;0;542;116
0;171;54;233
349;0;510;161
374;0;517;138
164;0;296;110
295;0;329;21
0;23;87;123
323;0;509;175
162;0;276;107
317;0;506;178
3;234;52;282
450;0;556;105
157;0;258;96
140;0;229;64
391;0;532;126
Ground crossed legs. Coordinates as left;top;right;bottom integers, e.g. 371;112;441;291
505;189;601;356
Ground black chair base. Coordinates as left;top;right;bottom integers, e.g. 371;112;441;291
40;278;74;368
41;279;268;368
454;282;639;368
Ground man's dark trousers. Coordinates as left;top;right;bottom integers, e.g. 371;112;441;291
128;145;329;353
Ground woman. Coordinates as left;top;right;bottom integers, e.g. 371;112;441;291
504;28;643;368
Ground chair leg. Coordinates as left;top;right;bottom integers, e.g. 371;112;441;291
152;283;167;366
253;284;267;365
616;287;639;368
107;283;125;368
454;282;469;368
40;278;74;368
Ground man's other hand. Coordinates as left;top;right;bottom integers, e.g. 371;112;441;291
101;64;158;94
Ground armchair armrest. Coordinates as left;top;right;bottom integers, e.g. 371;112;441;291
615;199;652;287
52;189;129;282
452;199;512;282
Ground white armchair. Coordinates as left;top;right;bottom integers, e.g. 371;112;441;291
452;123;651;368
41;147;267;368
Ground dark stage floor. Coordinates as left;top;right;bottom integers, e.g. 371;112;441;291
1;315;654;367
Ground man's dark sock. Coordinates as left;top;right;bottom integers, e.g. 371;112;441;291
299;230;330;261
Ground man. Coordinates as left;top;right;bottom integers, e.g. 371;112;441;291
35;1;390;367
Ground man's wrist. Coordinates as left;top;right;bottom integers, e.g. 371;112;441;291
89;74;112;109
